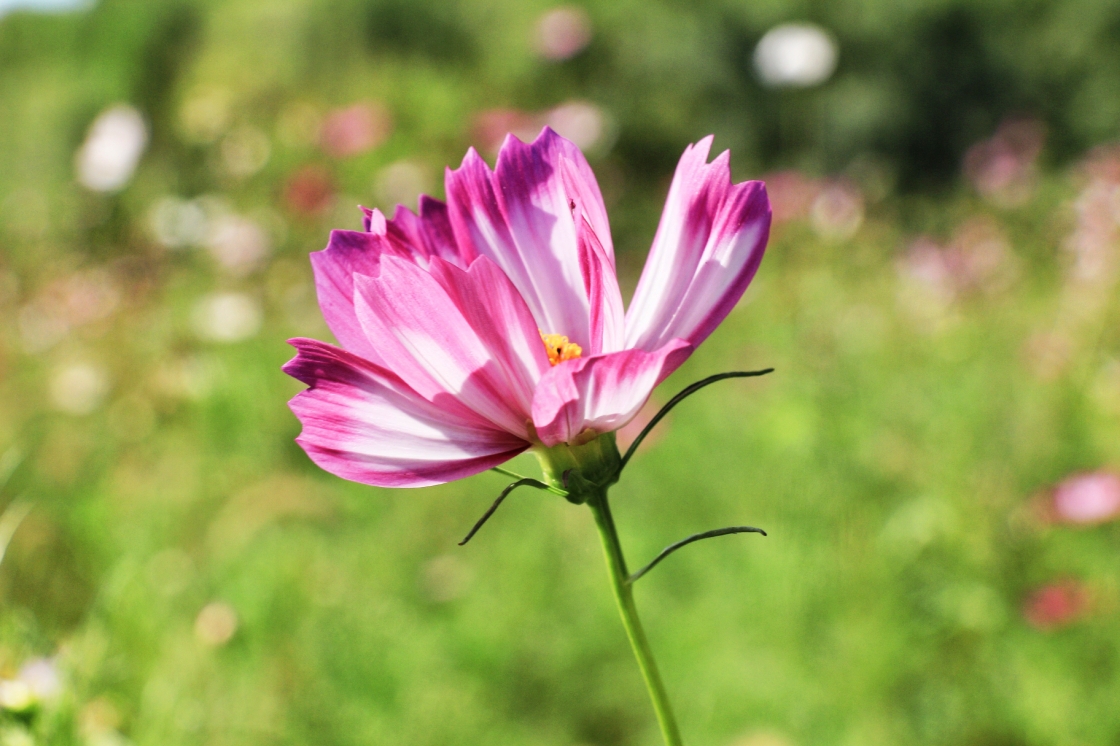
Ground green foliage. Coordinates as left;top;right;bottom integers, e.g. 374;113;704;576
1;0;1119;745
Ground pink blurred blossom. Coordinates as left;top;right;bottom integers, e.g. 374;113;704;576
473;101;608;155
760;170;820;224
319;103;392;159
964;117;1045;207
810;178;864;240
1063;150;1120;281
284;165;336;217
18;269;120;353
1023;580;1089;631
534;6;592;61
900;218;1015;300
1048;471;1120;525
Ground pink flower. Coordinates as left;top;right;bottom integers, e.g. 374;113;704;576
1023;580;1090;631
284;128;770;487
1050;471;1120;525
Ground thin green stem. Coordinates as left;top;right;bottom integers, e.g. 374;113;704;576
587;489;684;746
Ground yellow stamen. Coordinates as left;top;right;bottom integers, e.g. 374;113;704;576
539;330;582;366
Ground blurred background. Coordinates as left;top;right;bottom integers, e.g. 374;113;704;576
1;0;1119;744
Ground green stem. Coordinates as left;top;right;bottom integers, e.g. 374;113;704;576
587;489;684;746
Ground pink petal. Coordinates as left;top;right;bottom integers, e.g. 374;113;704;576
386;196;471;269
531;340;692;447
284;338;528;488
312;203;474;361
310;226;400;363
625;137;771;364
445;127;621;352
576;208;625;355
353;255;549;439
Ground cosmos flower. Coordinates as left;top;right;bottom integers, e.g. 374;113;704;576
284;128;770;487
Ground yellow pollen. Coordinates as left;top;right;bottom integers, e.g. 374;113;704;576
539;330;582;366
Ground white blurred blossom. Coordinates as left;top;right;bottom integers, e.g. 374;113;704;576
50;363;109;415
75;105;148;192
206;215;270;276
18;659;61;702
0;680;32;711
754;24;838;88
191;292;262;342
547;100;608;151
375;161;430;211
149;197;210;249
534;6;592;60
220;125;271;178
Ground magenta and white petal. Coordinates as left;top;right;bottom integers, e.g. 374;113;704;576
310;225;402;363
445;127;618;351
576;211;625;355
386;196;470;268
530;340;692;447
284;338;528;488
624;137;771;360
353;255;548;439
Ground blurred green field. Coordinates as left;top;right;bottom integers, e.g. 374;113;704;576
2;1;1120;745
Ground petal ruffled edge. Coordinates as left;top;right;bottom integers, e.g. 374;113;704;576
530;340;692;447
284;338;528;488
445;127;620;353
624;137;771;361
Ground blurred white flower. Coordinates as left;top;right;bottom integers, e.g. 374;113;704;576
18;658;61;702
547;100;608;151
149;197;210;249
195;601;238;646
0;680;32;711
75;105;148;192
534;6;592;61
50;363;109;415
191;292;262;343
205;215;270;276
375;161;431;211
754;24;838;88
220;125;271;178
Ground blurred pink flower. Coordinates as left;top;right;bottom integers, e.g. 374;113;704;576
319;103;391;159
473;101;609;156
1023;580;1089;631
964;117;1044;207
900;218;1015;300
760;170;820;224
534;6;592;61
284;165;336;216
1049;471;1120;525
810;178;864;240
284;128;771;487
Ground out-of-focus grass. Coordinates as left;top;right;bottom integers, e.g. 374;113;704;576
2;1;1120;745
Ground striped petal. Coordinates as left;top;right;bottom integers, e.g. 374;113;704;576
531;340;692;448
285;338;528;488
624;137;771;364
445;127;621;353
353;254;549;439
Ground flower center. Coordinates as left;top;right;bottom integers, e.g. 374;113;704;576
539;330;582;366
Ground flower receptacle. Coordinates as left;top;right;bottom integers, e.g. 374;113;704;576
532;432;621;504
